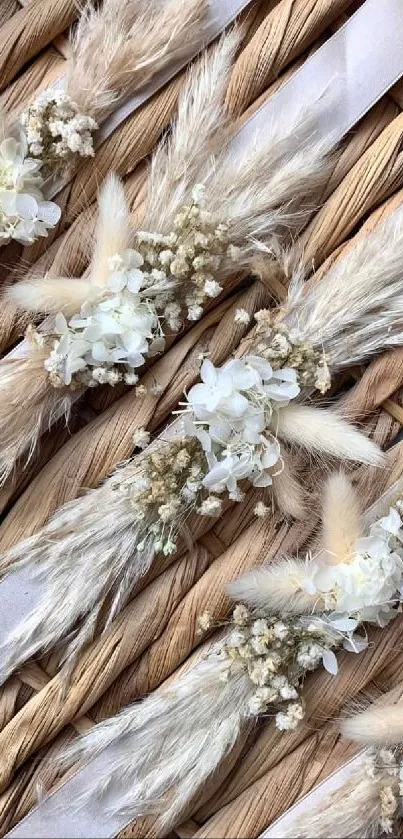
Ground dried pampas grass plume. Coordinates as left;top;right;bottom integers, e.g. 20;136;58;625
0;351;73;487
66;0;210;120
59;658;253;832
261;759;390;839
286;203;403;369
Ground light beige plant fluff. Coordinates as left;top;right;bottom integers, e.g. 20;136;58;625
342;702;403;746
227;472;363;615
66;0;210;120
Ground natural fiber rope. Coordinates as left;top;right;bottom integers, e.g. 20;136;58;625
0;0;77;92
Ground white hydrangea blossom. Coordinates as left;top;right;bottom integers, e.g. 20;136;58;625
304;505;403;642
181;356;300;500
0;135;60;245
44;249;167;388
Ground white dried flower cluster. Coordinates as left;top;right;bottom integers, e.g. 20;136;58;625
132;427;150;450
43;249;167;388
20;91;97;173
136;184;236;322
209;605;339;731
181;356;300;500
0;135;60;245
302;504;403;640
253;310;331;394
234;308;250;325
365;749;403;834
41;187;244;389
254;501;269;517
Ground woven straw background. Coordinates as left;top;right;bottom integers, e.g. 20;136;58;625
1;0;403;835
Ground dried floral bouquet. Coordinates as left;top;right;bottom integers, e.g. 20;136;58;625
0;29;334;485
2;199;403;690
0;0;210;245
27;472;403;834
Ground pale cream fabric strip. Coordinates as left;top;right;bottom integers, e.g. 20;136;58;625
5;1;403;835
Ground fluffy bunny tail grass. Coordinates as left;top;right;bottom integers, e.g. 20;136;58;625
276;405;384;466
0;465;157;683
90;174;132;286
8;277;97;316
61;658;251;831
227;558;316;615
321;473;362;564
342;703;403;746
0;350;74;486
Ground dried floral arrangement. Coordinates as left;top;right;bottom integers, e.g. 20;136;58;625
0;0;210;246
22;472;400;834
0;28;336;486
3;199;403;690
3;3;399;835
265;691;403;838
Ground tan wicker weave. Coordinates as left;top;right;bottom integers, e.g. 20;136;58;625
1;0;403;836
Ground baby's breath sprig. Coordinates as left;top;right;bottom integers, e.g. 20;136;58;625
251;310;331;394
21;91;97;175
199;604;341;731
365;748;403;834
136;183;238;322
118;436;223;557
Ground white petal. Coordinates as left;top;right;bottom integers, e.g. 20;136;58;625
55;312;68;334
0;190;18;215
378;508;402;535
91;341;111;362
125;249;144;269
261;444;281;469
225;359;259;390
107;273;126;293
343;634;368;653
264;382;300;401
252;472;273;487
208;419;232;444
0;137;18;161
200;359;217;387
126;269;145;293
244;355;273;381
95;313;123;333
37;200;61;226
273;367;298;383
148;337;165;357
126;352;145;367
15;193;38;219
224;392;249;417
322;649;338;675
196;428;212;452
330;616;359;632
